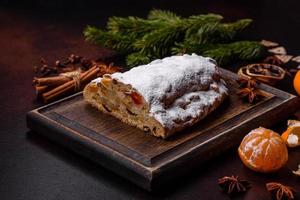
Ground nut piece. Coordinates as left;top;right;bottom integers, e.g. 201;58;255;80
143;126;150;132
101;77;112;89
88;84;98;93
275;55;293;64
292;56;300;63
260;40;279;48
292;164;300;176
268;46;287;55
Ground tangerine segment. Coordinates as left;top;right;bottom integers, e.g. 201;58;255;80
281;120;300;148
294;70;300;96
238;127;288;173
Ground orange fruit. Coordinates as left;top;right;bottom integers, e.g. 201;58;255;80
281;120;300;148
294;70;300;96
238;127;288;173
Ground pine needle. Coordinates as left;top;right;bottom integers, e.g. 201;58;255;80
173;41;264;65
148;9;181;21
83;26;135;53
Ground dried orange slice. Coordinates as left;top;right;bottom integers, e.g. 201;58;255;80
238;127;288;173
281;120;300;148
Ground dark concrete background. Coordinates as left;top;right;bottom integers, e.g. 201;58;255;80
0;1;300;199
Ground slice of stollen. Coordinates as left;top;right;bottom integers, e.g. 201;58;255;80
83;54;228;138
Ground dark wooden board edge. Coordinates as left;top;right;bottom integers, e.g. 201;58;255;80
45;111;152;166
26;109;154;191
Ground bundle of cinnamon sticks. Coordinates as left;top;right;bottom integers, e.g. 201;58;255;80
33;54;121;103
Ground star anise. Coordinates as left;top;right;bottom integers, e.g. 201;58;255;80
266;182;296;200
98;62;122;75
34;54;119;78
237;77;258;88
218;175;250;195
34;58;58;77
236;77;264;103
237;87;262;103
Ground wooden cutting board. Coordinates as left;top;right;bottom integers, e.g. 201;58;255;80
26;68;299;191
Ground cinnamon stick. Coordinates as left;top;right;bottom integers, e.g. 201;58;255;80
33;76;71;86
35;86;49;96
42;66;99;103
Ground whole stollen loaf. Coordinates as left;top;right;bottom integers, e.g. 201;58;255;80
83;54;228;138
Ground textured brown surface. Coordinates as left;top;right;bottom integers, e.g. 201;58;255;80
1;0;300;199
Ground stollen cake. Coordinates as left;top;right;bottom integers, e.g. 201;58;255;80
83;54;228;138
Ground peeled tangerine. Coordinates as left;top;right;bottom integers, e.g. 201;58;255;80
281;120;300;147
238;127;288;173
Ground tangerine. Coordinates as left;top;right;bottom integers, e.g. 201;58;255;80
293;70;300;96
238;127;288;173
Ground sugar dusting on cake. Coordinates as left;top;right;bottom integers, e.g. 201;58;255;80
111;54;228;130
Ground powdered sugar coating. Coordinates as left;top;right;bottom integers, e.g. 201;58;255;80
111;54;228;129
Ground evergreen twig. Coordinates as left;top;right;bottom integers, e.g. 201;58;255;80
84;9;264;67
126;52;152;67
148;9;182;21
107;16;163;39
83;26;135;53
173;41;265;65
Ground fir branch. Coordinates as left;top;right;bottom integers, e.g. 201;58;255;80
134;22;185;57
184;21;220;45
184;19;253;45
186;14;223;24
107;16;163;39
213;19;253;42
148;9;181;21
205;41;264;64
223;19;252;32
174;41;264;65
126;52;152;67
183;14;222;43
135;12;223;57
83;9;263;68
84;26;135;53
